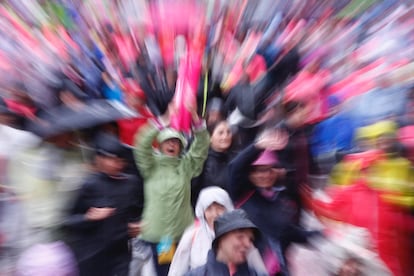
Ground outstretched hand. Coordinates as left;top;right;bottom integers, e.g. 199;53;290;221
85;207;116;221
128;221;142;238
158;102;176;127
184;100;201;125
256;128;289;150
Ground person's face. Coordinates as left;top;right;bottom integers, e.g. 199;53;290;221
97;155;126;176
160;138;181;157
284;104;310;129
218;228;255;265
204;202;226;230
249;165;279;189
210;122;232;152
338;258;361;276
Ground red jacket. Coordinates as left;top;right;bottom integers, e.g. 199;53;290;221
310;180;414;276
118;107;153;146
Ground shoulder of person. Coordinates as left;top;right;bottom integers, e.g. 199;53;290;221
184;265;207;276
81;173;102;189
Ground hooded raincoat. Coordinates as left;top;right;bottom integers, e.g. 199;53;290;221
134;122;209;243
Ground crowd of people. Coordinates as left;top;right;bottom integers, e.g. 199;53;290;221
1;0;414;275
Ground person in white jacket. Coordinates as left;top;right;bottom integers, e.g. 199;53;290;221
168;186;234;276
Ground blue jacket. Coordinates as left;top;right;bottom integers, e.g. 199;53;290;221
310;113;355;157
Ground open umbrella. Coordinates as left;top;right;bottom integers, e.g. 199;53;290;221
25;99;138;138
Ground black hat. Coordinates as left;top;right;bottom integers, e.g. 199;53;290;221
212;209;259;250
94;133;127;159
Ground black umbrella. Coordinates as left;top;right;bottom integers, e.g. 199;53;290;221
26;99;138;138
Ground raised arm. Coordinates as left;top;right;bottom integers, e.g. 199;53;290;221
229;129;289;201
134;122;159;179
183;107;210;178
183;124;210;178
229;143;262;201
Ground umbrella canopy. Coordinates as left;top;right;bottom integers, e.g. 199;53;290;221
26;99;138;138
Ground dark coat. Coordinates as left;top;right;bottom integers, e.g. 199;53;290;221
191;148;235;205
63;172;143;275
274;122;314;207
135;61;174;117
184;250;260;276
229;144;319;275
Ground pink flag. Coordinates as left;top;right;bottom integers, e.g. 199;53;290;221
170;45;203;132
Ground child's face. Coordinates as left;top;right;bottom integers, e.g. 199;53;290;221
204;202;226;230
97;155;126;176
160;138;181;157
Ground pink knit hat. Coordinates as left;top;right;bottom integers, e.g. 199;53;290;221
252;150;279;166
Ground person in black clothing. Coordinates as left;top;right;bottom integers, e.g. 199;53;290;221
275;100;315;215
191;120;236;206
229;130;321;276
63;133;143;276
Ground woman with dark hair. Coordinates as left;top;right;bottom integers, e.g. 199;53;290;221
191;120;236;206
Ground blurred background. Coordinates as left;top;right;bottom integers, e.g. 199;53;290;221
1;0;414;275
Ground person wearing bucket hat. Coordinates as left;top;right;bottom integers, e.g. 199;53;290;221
168;187;235;276
229;130;323;275
185;209;266;276
63;133;143;276
211;209;260;252
134;106;209;275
